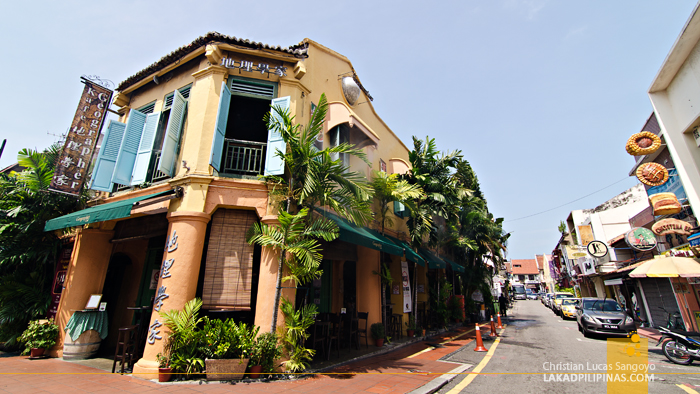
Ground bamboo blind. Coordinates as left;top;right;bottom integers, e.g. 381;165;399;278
202;209;257;310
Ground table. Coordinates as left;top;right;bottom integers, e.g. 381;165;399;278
65;310;109;341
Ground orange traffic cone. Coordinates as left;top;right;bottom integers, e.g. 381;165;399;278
474;324;488;352
489;316;498;337
496;313;504;329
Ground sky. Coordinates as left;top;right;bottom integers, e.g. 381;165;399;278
0;1;698;260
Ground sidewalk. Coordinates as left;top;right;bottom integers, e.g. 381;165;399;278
637;327;662;342
0;320;505;394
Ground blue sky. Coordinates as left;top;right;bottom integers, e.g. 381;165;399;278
0;1;697;259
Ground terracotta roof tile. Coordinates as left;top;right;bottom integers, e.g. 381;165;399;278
511;259;539;275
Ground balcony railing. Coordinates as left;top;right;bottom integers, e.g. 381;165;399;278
221;139;266;176
150;150;170;183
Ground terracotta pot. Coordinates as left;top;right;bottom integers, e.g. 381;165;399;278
248;365;263;379
158;367;172;382
406;330;415;338
30;348;45;358
375;338;384;347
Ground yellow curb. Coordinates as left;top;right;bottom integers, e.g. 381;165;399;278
677;384;700;394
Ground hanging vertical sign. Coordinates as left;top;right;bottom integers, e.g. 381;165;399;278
49;79;113;196
401;261;412;313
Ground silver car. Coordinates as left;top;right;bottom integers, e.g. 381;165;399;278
576;298;636;337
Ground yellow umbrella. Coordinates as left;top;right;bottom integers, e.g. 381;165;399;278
628;256;700;278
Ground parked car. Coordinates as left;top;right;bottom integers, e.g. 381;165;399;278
576;298;636;337
552;292;575;314
513;284;526;300
559;298;580;319
526;289;538;300
542;293;553;306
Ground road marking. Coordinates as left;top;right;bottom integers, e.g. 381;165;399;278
406;326;479;359
676;384;699;393
445;328;504;394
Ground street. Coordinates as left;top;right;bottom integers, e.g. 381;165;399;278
438;299;700;393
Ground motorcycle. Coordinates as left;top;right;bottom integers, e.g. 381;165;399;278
656;326;700;365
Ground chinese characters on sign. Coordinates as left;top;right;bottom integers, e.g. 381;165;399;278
49;81;112;196
149;230;179;345
220;58;287;77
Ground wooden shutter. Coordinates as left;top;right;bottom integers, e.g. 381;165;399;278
202;209;258;310
209;82;232;172
158;90;187;177
89;120;126;192
111;109;147;185
130;112;160;185
263;96;290;175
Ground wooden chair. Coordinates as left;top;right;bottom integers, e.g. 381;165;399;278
357;312;369;349
312;321;329;360
327;314;341;360
112;325;139;374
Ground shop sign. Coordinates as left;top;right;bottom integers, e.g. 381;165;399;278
625;227;657;252
47;241;73;319
688;277;700;285
401;261;412;313
587;240;609;258
149;229;178;345
673;282;690;294
221;57;287;77
49;80;112;196
647;168;688;205
652;218;693;236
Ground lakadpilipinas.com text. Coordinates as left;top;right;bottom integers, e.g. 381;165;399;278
542;362;655;383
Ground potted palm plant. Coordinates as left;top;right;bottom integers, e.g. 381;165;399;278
248;332;281;378
370;323;385;347
19;319;59;358
405;315;418;338
156;352;172;382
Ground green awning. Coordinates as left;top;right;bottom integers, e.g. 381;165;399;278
44;190;173;232
385;235;425;267
443;257;465;273
419;248;448;269
320;212;404;256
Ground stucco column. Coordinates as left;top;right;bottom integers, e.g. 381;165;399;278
132;211;210;379
253;215;295;333
357;246;382;328
51;228;114;357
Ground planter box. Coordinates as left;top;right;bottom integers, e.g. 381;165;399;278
206;358;249;381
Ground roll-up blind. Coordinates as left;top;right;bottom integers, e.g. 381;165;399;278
202;209;257;310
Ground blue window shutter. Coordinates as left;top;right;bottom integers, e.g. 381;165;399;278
111;109;147;185
210;82;232;172
264;96;290;176
89;120;126;192
394;201;406;218
130;112;161;185
159;90;187;177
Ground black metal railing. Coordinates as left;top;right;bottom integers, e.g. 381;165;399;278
221;139;266;176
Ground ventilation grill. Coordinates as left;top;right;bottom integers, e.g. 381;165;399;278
137;102;156;114
164;85;192;109
230;80;274;98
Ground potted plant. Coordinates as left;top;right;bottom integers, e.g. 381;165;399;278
156;352;172;382
370;323;385;347
248;332;282;379
202;317;258;381
18;319;59;358
405;315;418;338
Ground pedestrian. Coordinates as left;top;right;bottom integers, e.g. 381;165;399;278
499;293;508;316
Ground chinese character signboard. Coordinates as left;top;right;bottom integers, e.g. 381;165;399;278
49;80;113;196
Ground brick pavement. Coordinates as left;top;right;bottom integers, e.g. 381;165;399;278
0;324;490;394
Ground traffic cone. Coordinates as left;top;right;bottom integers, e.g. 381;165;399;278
496;313;504;329
474;324;488;352
489;316;498;337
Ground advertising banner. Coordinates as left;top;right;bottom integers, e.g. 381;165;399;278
401;260;412;313
49;80;113;196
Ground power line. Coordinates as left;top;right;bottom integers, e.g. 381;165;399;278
505;176;634;223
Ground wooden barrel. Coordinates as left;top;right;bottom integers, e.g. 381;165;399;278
62;329;101;360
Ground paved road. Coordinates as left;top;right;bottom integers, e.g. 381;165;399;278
438;299;700;393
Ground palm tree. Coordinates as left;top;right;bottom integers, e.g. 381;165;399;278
246;208;338;332
253;93;374;334
0;146;87;344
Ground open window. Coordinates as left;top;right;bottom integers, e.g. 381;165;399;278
89;85;190;192
209;77;289;177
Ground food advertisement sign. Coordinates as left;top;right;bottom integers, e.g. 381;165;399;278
49;80;113;196
625;227;658;252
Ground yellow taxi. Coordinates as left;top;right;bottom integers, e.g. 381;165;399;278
560;298;580;319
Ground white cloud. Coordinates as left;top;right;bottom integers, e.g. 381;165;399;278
503;0;549;20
